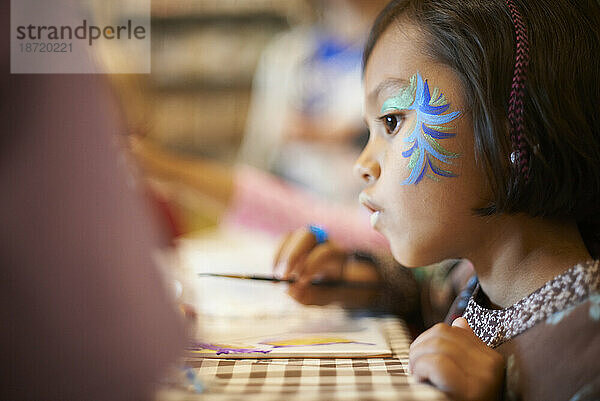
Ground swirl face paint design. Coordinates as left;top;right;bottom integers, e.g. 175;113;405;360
381;72;461;185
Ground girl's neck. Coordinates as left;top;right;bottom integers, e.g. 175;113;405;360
468;215;592;309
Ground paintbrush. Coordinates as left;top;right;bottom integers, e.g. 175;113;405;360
197;273;381;288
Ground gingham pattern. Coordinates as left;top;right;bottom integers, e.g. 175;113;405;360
161;317;449;401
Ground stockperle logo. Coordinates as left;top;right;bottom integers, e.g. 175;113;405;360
11;0;150;74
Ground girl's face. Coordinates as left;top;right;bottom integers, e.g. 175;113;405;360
357;23;491;267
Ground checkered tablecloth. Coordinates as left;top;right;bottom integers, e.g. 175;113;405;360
157;317;449;401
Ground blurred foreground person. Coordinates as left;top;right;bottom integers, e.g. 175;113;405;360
0;1;185;399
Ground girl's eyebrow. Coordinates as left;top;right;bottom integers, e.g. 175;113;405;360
368;77;410;106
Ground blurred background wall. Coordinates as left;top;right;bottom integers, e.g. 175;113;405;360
97;0;310;158
88;0;385;235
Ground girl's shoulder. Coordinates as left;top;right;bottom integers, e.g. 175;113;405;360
469;260;599;401
498;268;600;401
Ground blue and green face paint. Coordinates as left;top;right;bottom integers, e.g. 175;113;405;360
381;72;461;185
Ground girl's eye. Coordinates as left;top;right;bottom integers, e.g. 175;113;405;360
382;114;404;135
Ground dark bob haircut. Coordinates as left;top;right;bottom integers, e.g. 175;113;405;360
363;0;600;257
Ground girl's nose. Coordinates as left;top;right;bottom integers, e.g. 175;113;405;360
354;145;381;184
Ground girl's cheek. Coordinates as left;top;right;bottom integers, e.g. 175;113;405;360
391;138;410;172
384;73;463;188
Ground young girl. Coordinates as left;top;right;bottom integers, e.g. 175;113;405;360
274;1;600;400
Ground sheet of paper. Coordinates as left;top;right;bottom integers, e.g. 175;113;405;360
188;312;392;359
178;227;391;358
176;227;304;318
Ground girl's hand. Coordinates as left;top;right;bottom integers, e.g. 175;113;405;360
409;317;505;401
273;226;347;288
273;227;381;307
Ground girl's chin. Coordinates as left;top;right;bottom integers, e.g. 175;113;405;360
388;240;412;266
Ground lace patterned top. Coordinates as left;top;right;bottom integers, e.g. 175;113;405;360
462;260;600;401
463;260;600;348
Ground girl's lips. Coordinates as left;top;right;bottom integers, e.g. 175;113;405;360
358;192;383;214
